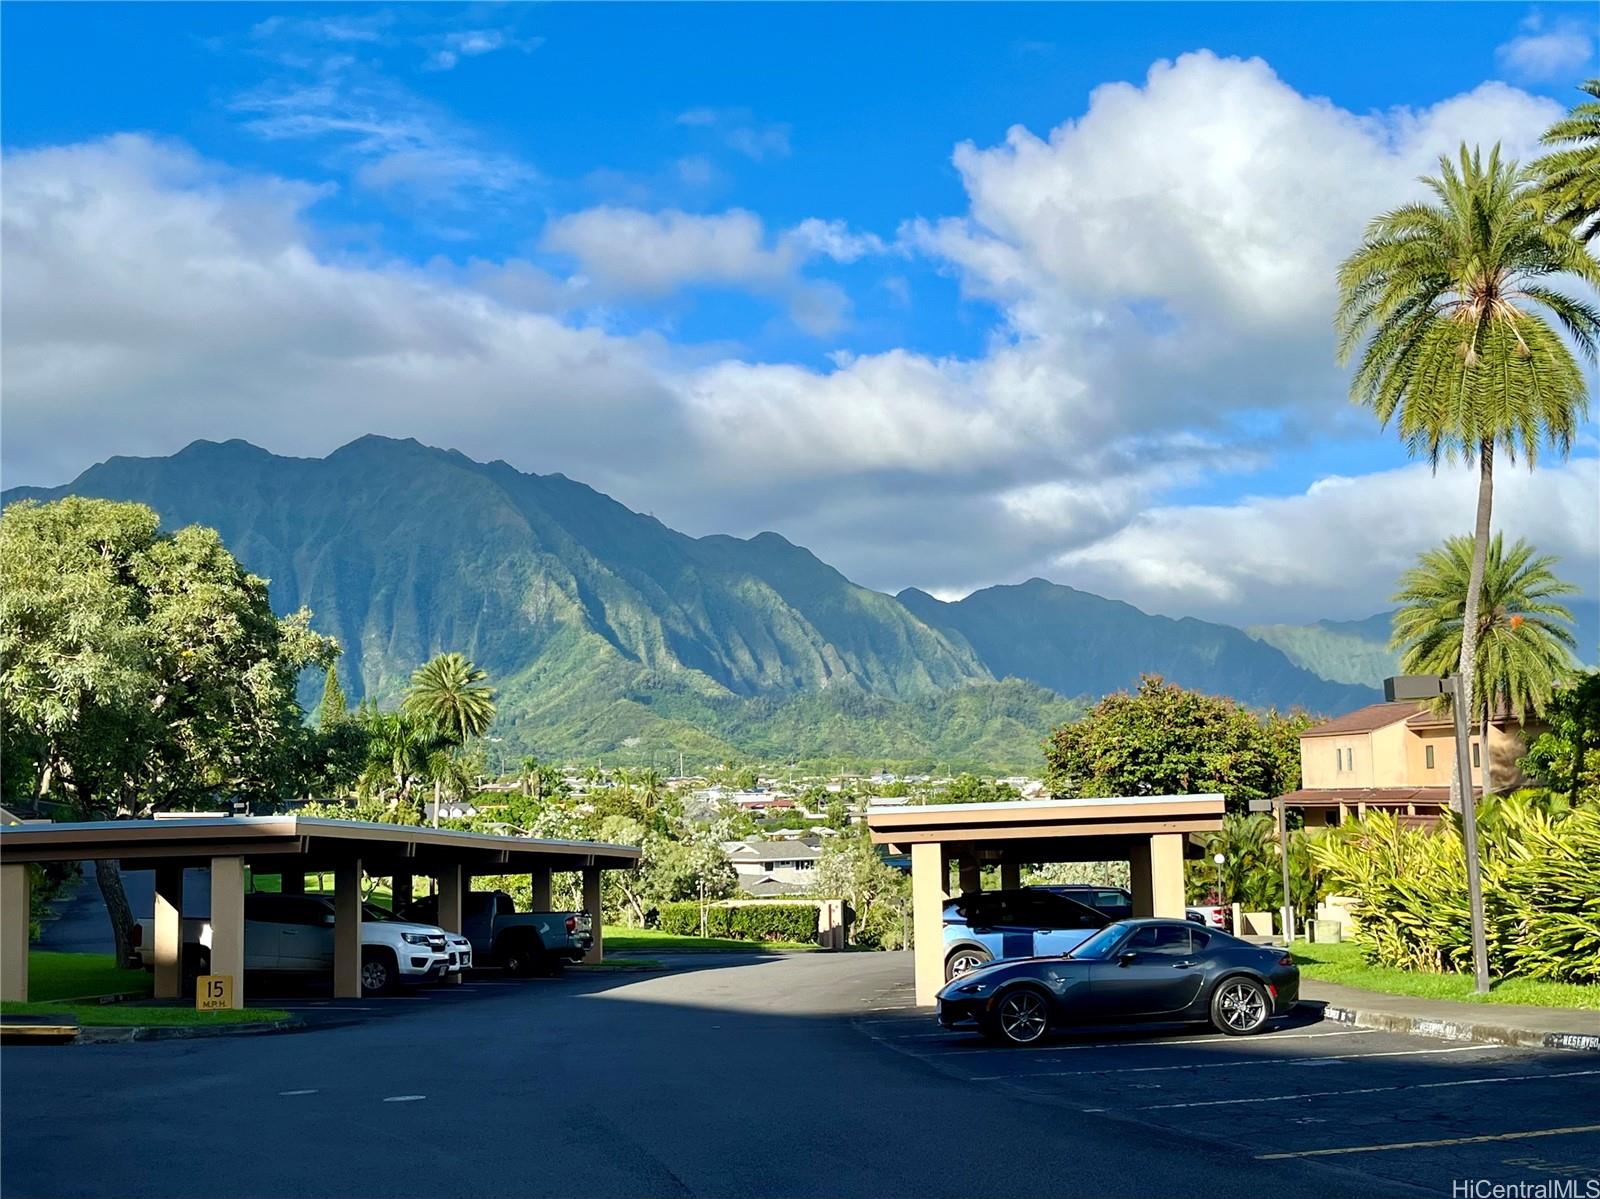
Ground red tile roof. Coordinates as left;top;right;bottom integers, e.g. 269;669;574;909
1301;702;1426;738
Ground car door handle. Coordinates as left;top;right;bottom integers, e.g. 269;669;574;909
1172;961;1196;968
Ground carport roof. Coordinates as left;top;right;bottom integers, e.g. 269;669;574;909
0;816;642;874
866;793;1225;860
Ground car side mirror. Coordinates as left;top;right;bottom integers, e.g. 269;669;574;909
1118;951;1137;968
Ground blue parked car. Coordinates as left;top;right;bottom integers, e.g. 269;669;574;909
943;888;1110;981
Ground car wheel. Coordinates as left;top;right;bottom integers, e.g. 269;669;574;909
987;986;1051;1046
945;946;993;981
360;949;397;996
1211;976;1270;1035
500;939;539;977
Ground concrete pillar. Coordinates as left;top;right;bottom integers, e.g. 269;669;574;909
1149;834;1185;918
1000;861;1021;891
1;863;31;1003
332;858;363;999
280;870;306;894
436;865;464;933
531;866;552;912
581;867;603;964
1129;839;1154;917
911;842;946;1006
153;865;183;1000
958;857;981;897
209;856;246;1009
392;873;413;914
436;864;465;985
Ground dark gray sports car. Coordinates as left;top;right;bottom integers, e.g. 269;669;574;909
935;917;1299;1045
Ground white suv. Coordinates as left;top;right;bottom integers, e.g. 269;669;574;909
136;892;452;995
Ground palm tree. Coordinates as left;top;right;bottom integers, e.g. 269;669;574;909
357;710;444;820
1391;534;1578;794
1337;143;1599;785
1531;79;1600;244
403;653;494;826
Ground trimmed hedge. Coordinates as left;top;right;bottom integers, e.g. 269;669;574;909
657;901;819;944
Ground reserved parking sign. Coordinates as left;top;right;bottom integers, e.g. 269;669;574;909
195;974;233;1011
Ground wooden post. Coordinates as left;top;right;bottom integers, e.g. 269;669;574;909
582;867;603;964
911;842;946;1006
153;865;183;999
332;859;362;999
209;857;246;1009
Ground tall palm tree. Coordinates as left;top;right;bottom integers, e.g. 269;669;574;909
357;710;443;819
403;653;494;826
1531;79;1600;244
1391;534;1578;794
1337;143;1599;782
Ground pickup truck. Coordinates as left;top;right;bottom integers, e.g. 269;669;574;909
400;890;592;976
134;892;453;995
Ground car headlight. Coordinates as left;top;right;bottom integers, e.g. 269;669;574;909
401;932;433;945
956;981;989;994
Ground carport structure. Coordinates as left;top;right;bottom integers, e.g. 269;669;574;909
867;795;1226;1005
0;817;640;1007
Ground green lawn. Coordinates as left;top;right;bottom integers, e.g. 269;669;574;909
2;1000;289;1027
1291;940;1600;1011
602;926;816;953
27;952;151;1002
246;871;394;909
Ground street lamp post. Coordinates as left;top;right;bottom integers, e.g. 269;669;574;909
1213;852;1226;907
1386;674;1490;994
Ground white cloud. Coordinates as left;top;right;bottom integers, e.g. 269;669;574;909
1052;456;1600;623
675;107;792;161
423;28;543;72
4;54;1593;623
1495;13;1594;83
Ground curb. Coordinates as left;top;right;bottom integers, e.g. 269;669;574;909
74;1017;304;1044
1315;1002;1600;1053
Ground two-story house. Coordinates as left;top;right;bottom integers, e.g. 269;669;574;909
1273;700;1541;826
722;837;824;896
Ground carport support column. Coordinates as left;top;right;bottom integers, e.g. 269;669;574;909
333;858;363;999
582;867;603;964
531;866;552;912
1141;833;1185;918
437;864;465;984
1000;861;1021;891
958;857;981;897
1;863;31;1003
209;856;246;1009
910;841;946;1007
153;865;183;1000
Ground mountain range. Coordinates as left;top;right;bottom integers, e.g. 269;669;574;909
10;434;1541;771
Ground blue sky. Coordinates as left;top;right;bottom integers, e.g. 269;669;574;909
3;3;1597;622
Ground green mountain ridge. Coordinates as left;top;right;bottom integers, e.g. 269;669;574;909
5;436;1389;769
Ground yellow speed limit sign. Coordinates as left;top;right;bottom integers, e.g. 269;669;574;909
196;974;234;1011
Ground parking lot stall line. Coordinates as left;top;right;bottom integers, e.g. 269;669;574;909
1255;1124;1600;1159
974;1041;1500;1081
1085;1067;1600;1112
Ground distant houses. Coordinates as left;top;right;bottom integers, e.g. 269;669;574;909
721;836;825;897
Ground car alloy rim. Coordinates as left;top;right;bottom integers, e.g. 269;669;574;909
951;953;985;977
999;991;1046;1042
362;961;387;989
1219;981;1265;1030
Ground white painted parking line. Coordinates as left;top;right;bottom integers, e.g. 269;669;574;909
976;1042;1497;1082
278;1089;319;1096
942;1028;1368;1057
1257;1123;1600;1160
382;1095;427;1103
1084;1068;1600;1112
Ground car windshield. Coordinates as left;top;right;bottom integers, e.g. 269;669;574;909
362;904;397;922
1066;922;1132;960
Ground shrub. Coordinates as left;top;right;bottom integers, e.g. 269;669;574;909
655;901;819;944
1308;801;1600;985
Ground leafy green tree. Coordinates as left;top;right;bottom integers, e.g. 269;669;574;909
1337;144;1599;799
357;710;447;821
1045;676;1311;814
0;497;338;962
929;773;1020;805
814;824;911;949
1522;670;1600;808
1531;79;1600;243
1391;535;1577;793
317;665;348;730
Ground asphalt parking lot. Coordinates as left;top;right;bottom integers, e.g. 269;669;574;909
3;952;1596;1199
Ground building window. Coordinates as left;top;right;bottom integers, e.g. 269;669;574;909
1472;743;1480;768
1425;745;1435;770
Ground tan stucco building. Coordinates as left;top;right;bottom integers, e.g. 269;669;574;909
1277;701;1540;825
